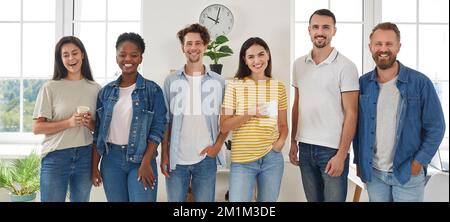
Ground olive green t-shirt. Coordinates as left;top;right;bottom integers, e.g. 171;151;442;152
33;78;101;157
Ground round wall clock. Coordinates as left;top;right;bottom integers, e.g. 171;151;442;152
199;4;234;38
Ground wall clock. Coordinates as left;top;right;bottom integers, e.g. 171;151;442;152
199;4;234;38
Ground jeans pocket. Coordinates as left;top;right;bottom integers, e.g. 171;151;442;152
271;148;282;153
205;155;216;160
411;167;424;177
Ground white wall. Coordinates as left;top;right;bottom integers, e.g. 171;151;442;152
140;0;298;201
142;0;291;88
0;0;370;202
142;0;293;157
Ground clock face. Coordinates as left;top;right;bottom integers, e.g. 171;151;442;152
199;4;234;39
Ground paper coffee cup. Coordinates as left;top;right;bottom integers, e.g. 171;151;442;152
77;106;90;114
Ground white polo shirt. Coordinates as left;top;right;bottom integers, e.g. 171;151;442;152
292;48;359;149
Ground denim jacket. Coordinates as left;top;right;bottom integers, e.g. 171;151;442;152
163;67;225;170
353;61;445;184
93;73;167;163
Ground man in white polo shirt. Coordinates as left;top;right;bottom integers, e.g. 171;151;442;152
289;9;359;202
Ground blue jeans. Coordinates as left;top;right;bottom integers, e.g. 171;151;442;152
298;142;349;202
366;167;425;202
229;149;284;202
166;156;217;202
100;143;158;202
40;145;92;202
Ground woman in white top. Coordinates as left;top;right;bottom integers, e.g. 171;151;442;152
32;36;101;202
91;33;167;202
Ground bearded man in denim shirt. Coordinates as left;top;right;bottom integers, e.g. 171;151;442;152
353;22;445;202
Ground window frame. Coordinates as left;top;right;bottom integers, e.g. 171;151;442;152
0;0;142;145
292;0;449;142
0;0;61;143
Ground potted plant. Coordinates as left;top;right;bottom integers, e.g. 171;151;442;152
204;35;233;74
0;151;40;202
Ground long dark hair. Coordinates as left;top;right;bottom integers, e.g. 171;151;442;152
234;37;272;79
53;36;93;81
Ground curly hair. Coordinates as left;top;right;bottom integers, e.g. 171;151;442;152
115;32;146;54
177;23;210;45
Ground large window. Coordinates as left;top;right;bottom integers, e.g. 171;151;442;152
0;0;56;136
294;0;364;74
382;0;449;138
73;0;142;84
0;0;141;143
294;0;449;140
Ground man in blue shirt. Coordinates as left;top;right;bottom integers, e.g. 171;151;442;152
161;24;228;202
353;22;446;202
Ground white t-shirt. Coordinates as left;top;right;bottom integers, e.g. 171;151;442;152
292;48;359;149
177;75;213;165
33;78;101;157
374;76;400;172
107;83;136;145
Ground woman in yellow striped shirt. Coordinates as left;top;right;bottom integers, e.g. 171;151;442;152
221;37;288;202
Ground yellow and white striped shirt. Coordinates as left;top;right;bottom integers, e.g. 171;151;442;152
222;77;287;163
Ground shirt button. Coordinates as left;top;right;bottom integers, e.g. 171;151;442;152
131;144;134;147
129;157;133;161
133;131;136;133
135;102;139;106
121;145;125;149
136;117;138;120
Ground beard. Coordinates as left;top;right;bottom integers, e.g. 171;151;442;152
313;36;328;48
372;51;397;70
186;51;201;63
188;57;200;63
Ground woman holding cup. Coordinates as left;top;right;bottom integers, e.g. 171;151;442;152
220;37;288;202
32;36;101;202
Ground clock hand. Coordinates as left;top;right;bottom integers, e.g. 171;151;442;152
207;16;219;24
216;7;221;22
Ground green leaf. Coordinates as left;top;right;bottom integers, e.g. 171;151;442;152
0;151;40;195
204;35;233;64
215;35;229;45
204;51;217;60
214;52;232;59
218;46;233;54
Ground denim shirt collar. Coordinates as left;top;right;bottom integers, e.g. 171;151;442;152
109;72;146;89
369;61;408;83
